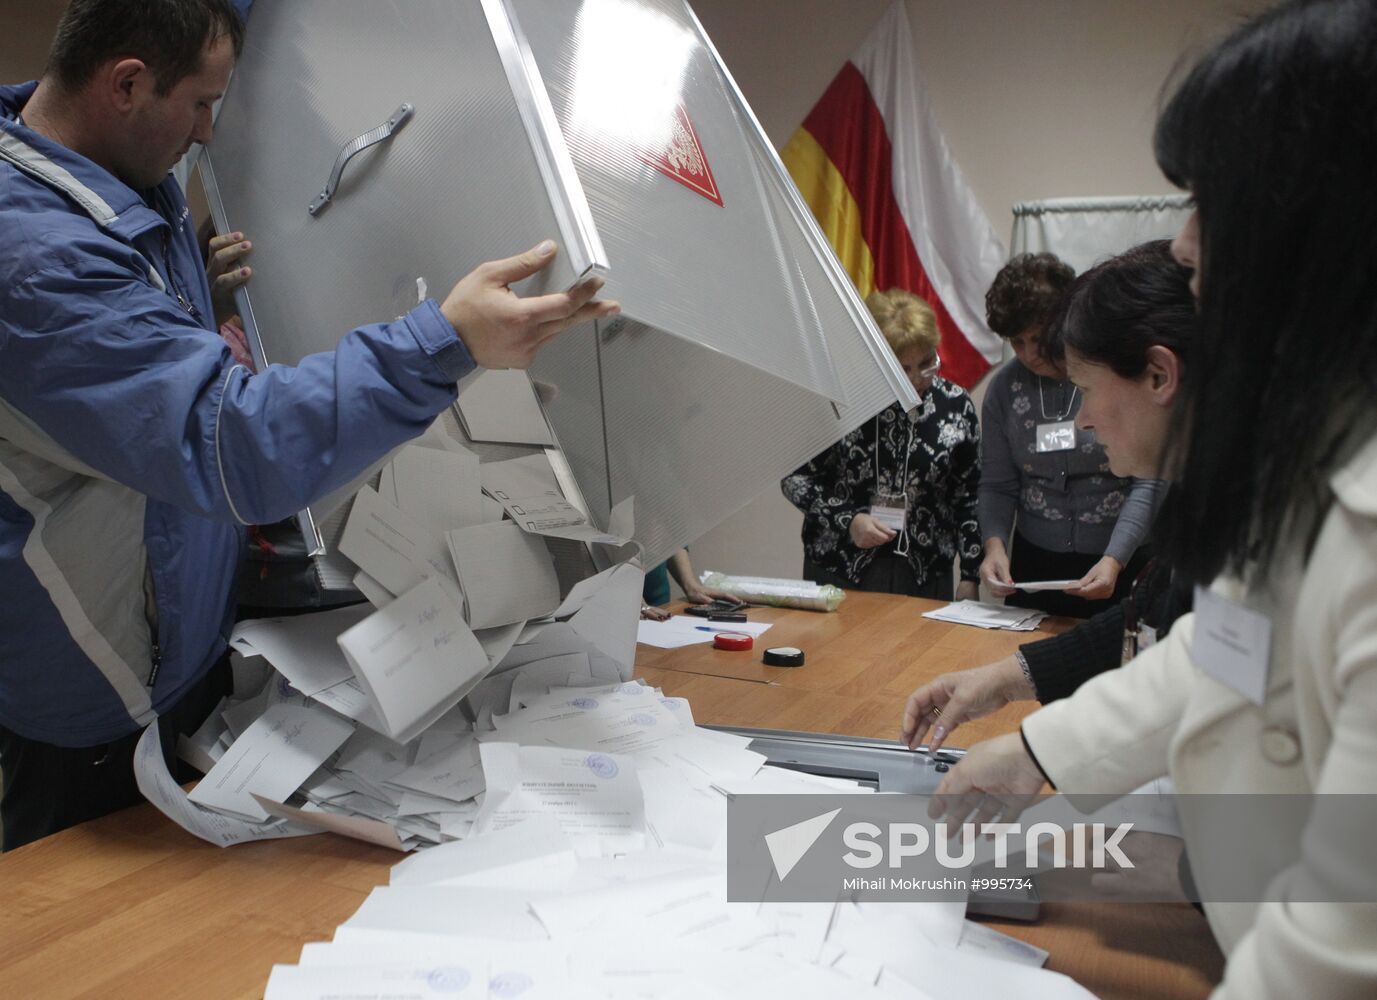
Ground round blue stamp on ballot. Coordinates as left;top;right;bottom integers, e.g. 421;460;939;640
570;697;599;710
630;712;657;726
585;753;619;779
426;966;471;993
489;972;534;998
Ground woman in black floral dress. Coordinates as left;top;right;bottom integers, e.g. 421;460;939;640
782;290;981;599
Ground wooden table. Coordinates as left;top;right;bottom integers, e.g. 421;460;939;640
0;592;1224;999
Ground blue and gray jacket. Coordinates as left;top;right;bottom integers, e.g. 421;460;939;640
0;81;475;747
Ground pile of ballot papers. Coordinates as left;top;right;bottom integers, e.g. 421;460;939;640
131;605;1099;997
240;666;1103;1000
921;600;1049;632
133;408;656;849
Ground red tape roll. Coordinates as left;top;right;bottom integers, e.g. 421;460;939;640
712;631;754;651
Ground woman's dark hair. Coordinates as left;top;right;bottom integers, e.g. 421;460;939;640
984;252;1075;338
1153;0;1377;586
47;0;246;96
1044;240;1195;379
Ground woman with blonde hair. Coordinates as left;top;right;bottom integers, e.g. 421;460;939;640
782;289;981;599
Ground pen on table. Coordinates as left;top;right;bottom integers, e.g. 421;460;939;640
694;625;743;634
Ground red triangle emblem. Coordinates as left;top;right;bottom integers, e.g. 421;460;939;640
641;104;723;207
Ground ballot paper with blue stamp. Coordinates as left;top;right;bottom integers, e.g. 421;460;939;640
482;680;684;756
472;742;645;857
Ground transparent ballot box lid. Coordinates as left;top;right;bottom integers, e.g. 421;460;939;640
204;0;915;567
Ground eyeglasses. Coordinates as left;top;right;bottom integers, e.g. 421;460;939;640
916;355;941;377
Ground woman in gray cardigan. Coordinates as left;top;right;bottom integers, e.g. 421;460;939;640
977;253;1163;617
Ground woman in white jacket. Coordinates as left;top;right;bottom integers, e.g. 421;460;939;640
927;2;1377;996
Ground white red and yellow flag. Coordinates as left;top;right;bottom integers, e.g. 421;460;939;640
782;1;1006;389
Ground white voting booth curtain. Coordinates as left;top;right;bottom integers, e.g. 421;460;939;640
1009;194;1194;274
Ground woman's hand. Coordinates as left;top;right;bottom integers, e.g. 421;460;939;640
850;513;897;550
980;541;1016;596
206;231;253;327
901;657;1036;751
683;585;741;605
1067;555;1123;601
927;731;1048;826
954;580;980;602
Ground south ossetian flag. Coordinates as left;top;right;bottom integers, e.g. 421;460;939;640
782;1;1007;389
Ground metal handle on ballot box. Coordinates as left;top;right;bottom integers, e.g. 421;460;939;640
307;103;415;216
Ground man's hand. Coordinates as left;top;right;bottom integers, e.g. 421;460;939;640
1067;555;1122;601
206;231;253;327
441;240;619;370
849;513;896;550
980;541;1016;596
901;657;1035;752
927;731;1047;827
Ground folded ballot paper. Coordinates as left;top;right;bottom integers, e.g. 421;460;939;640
922;600;1049;632
335;577;490;744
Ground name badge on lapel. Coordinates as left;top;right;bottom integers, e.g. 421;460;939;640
1036;420;1077;453
1191;586;1273;705
869;491;908;533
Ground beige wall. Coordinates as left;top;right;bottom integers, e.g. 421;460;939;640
682;0;1270;588
1;1;66;81
696;0;1267;231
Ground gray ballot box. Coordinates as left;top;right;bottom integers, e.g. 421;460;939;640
202;0;915;574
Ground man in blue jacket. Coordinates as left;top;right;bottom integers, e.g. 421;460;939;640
0;0;617;849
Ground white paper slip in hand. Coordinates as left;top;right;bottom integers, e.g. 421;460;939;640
1014;579;1079;592
337;576;491;743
